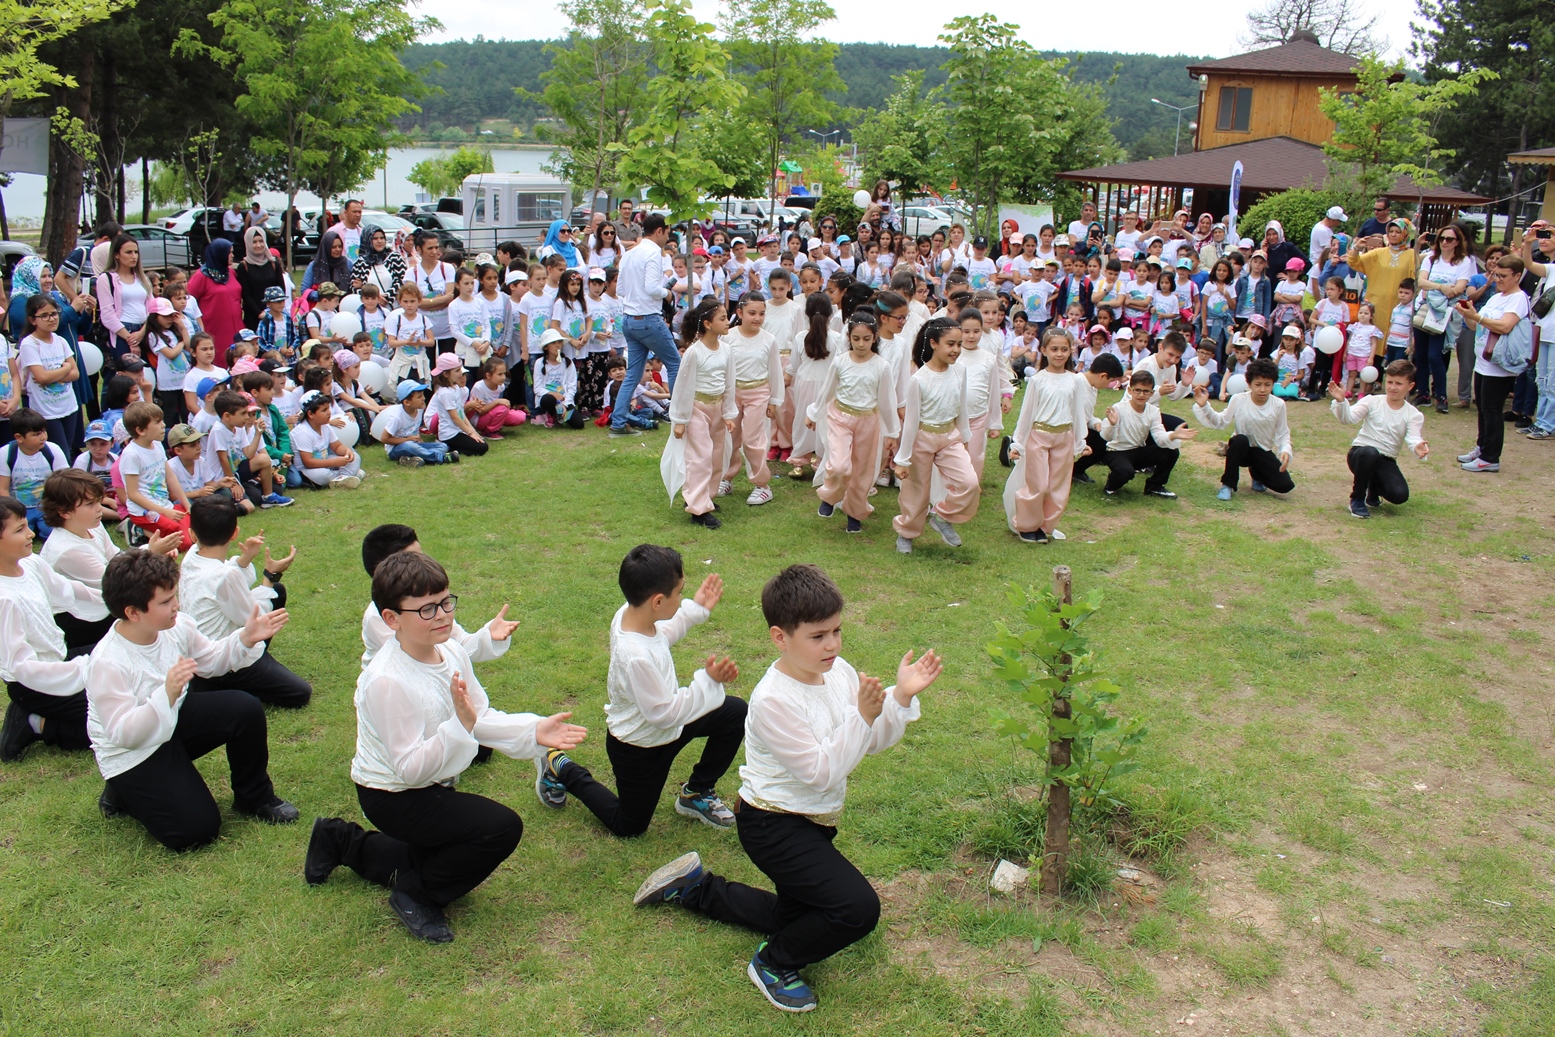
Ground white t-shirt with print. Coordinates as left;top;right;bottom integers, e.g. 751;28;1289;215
118;441;171;516
0;442;68;507
18;334;78;419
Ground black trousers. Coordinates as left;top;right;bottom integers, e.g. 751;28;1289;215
444;430;489;456
1474;372;1517;464
684;802;880;971
349;782;523;909
6;682;91;751
154;388;189;427
559;697;748;838
1347;446;1409;504
1104;443;1179;492
1073;428;1108;476
106;689;277;852
189;651;312;708
1221;434;1295;493
53;612;115;658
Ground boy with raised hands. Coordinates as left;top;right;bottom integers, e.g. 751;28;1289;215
303;551;586;944
1328;358;1429;519
1099;370;1197;499
179;496;311;708
634;564;942;1013
533;544;744;835
87;548;299;849
1193;357;1295;499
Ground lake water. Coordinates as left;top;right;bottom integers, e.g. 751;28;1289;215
0;144;561;225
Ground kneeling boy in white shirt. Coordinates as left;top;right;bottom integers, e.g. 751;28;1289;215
633;564;942;1013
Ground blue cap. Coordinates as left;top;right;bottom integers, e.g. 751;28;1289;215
707;245;725;255
396;380;430;402
262;286;286;303
195;375;226;400
837;235;851;244
84;419;112;441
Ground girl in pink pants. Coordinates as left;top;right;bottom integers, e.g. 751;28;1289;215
892;318;980;553
1005;329;1093;544
667;299;737;529
719;292;785;506
808;313;901;533
467;357;527;439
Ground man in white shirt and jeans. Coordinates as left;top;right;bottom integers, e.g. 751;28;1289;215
611;213;682;436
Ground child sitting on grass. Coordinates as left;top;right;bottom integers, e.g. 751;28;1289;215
291;391;363;489
533;544;743;835
119;401;194;550
634;564;941;1014
0;408;69;538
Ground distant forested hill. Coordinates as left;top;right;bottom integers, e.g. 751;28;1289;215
400;38;1205;160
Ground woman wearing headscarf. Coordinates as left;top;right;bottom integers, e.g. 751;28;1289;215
537;219;583;273
1192;213;1216;250
187;239;243;366
350;225;407;297
235;225;286;329
1261;221;1303;281
302;230;352;297
10;256;93;415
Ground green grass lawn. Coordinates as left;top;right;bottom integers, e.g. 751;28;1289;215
2;388;1553;1036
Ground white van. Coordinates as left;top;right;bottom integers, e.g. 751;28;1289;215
460;173;573;253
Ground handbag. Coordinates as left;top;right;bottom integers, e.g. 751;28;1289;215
1533;280;1555;321
1412;291;1449;334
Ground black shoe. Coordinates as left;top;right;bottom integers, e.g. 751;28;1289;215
472;744;494;765
1435;399;1450;415
845;517;863;533
1366;494;1381;509
1504;412;1519;423
1;701;39;762
998;435;1012;468
1143;487;1177;499
817;501;835;518
304;817;349;885
1018;530;1040;543
389;888;454;943
447;450;461;464
690;512;722;529
1072;470;1094;484
235;797;301;825
1515;416;1533;429
1102;487;1119;497
99;783;124;819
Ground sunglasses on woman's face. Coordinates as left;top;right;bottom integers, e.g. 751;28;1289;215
1440;235;1458;242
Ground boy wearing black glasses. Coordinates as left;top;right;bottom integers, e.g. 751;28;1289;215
303;551;586;944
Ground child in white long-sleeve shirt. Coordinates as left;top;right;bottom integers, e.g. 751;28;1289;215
891;318;982;554
302;551;586;944
1329;358;1428;519
665;299;738;528
0;494;104;761
718;294;785;506
634;564;942;1014
1194;357;1295;498
1004;329;1093;543
535;544;746;835
1098;370;1197;497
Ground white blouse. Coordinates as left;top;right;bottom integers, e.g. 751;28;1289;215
1100;401;1178;452
668;341;737;424
351;638;540;792
808;352;902;438
1013;369;1092;457
894;364;972;466
956;344;1006;427
1331;395;1424;458
1194;392;1292;456
739;658;919;824
719;328;785;404
0;556;101;697
604;600;723;748
38;524;119;591
179;552;278;640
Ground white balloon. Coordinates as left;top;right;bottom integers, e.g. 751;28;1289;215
1314;325;1344;355
1193;367;1211;387
852;189;871;209
1225;373;1248;396
329;312;362;339
337;419;360;448
340;294;363;314
79;341;104;376
356;362;387;395
370;407;395;442
1360;365;1379;384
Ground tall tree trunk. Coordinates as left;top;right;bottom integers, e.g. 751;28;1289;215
0;187;10;241
96;49;119;227
41;52;95;265
1040;565;1075;898
1504;119;1528;245
141;156;150;225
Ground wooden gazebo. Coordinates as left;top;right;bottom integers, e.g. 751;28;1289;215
1507;148;1555;224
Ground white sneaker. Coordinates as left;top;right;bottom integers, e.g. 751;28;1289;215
927;513;961;547
1456;446;1480;463
895;536;913;554
1049;529;1066;541
746;485;773;506
716;480;733;497
330;475;362;489
875;473;892;487
1461;458;1500;472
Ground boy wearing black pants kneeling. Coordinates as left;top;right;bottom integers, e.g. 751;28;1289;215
634;564;942;1013
179;496;312;707
1328;359;1429;519
1099;370;1197;498
87;549;299;849
534;544;744;835
304;552;586;943
1193;358;1296;500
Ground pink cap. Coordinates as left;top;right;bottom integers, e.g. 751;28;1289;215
229;357;261;375
1246;314;1268;329
1284;257;1306;272
333;348;360;370
149;297;175;317
432;352;463;376
1088;324;1109;337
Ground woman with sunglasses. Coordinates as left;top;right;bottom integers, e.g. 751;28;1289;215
539;219;584;274
1413;221;1474;413
589;223;620;269
816;218;839;258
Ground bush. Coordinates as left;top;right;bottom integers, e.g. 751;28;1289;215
1238;188;1359;248
810;192;862;234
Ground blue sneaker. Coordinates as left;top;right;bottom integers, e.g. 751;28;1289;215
534;749;568;809
1250;480;1267;493
260;492;295;509
632;851;703;906
748;942;818;1012
1216;485;1234;501
675;785;735;828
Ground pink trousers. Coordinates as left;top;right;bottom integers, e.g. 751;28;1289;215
1013;427;1075;534
723;387;773;486
893;430;979;538
775;376;795;450
817;404;882;520
967;414;991;487
682;399;724;515
475;404;526;435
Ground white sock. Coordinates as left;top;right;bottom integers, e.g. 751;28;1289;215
28;715;44;735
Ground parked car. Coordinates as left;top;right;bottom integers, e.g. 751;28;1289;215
77;224;196;270
0;241;38;284
898;205;957;239
408;211;466;252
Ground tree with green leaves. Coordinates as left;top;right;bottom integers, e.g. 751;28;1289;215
0;0;130;119
613;0;744;221
407;146;495;201
720;0;843;210
852;69;951;201
177;0;432;266
525;0;652;215
1317;53;1496;215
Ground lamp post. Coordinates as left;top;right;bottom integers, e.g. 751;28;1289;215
1150;98;1195;157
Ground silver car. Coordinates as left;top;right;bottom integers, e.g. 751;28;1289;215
77;225;195;270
